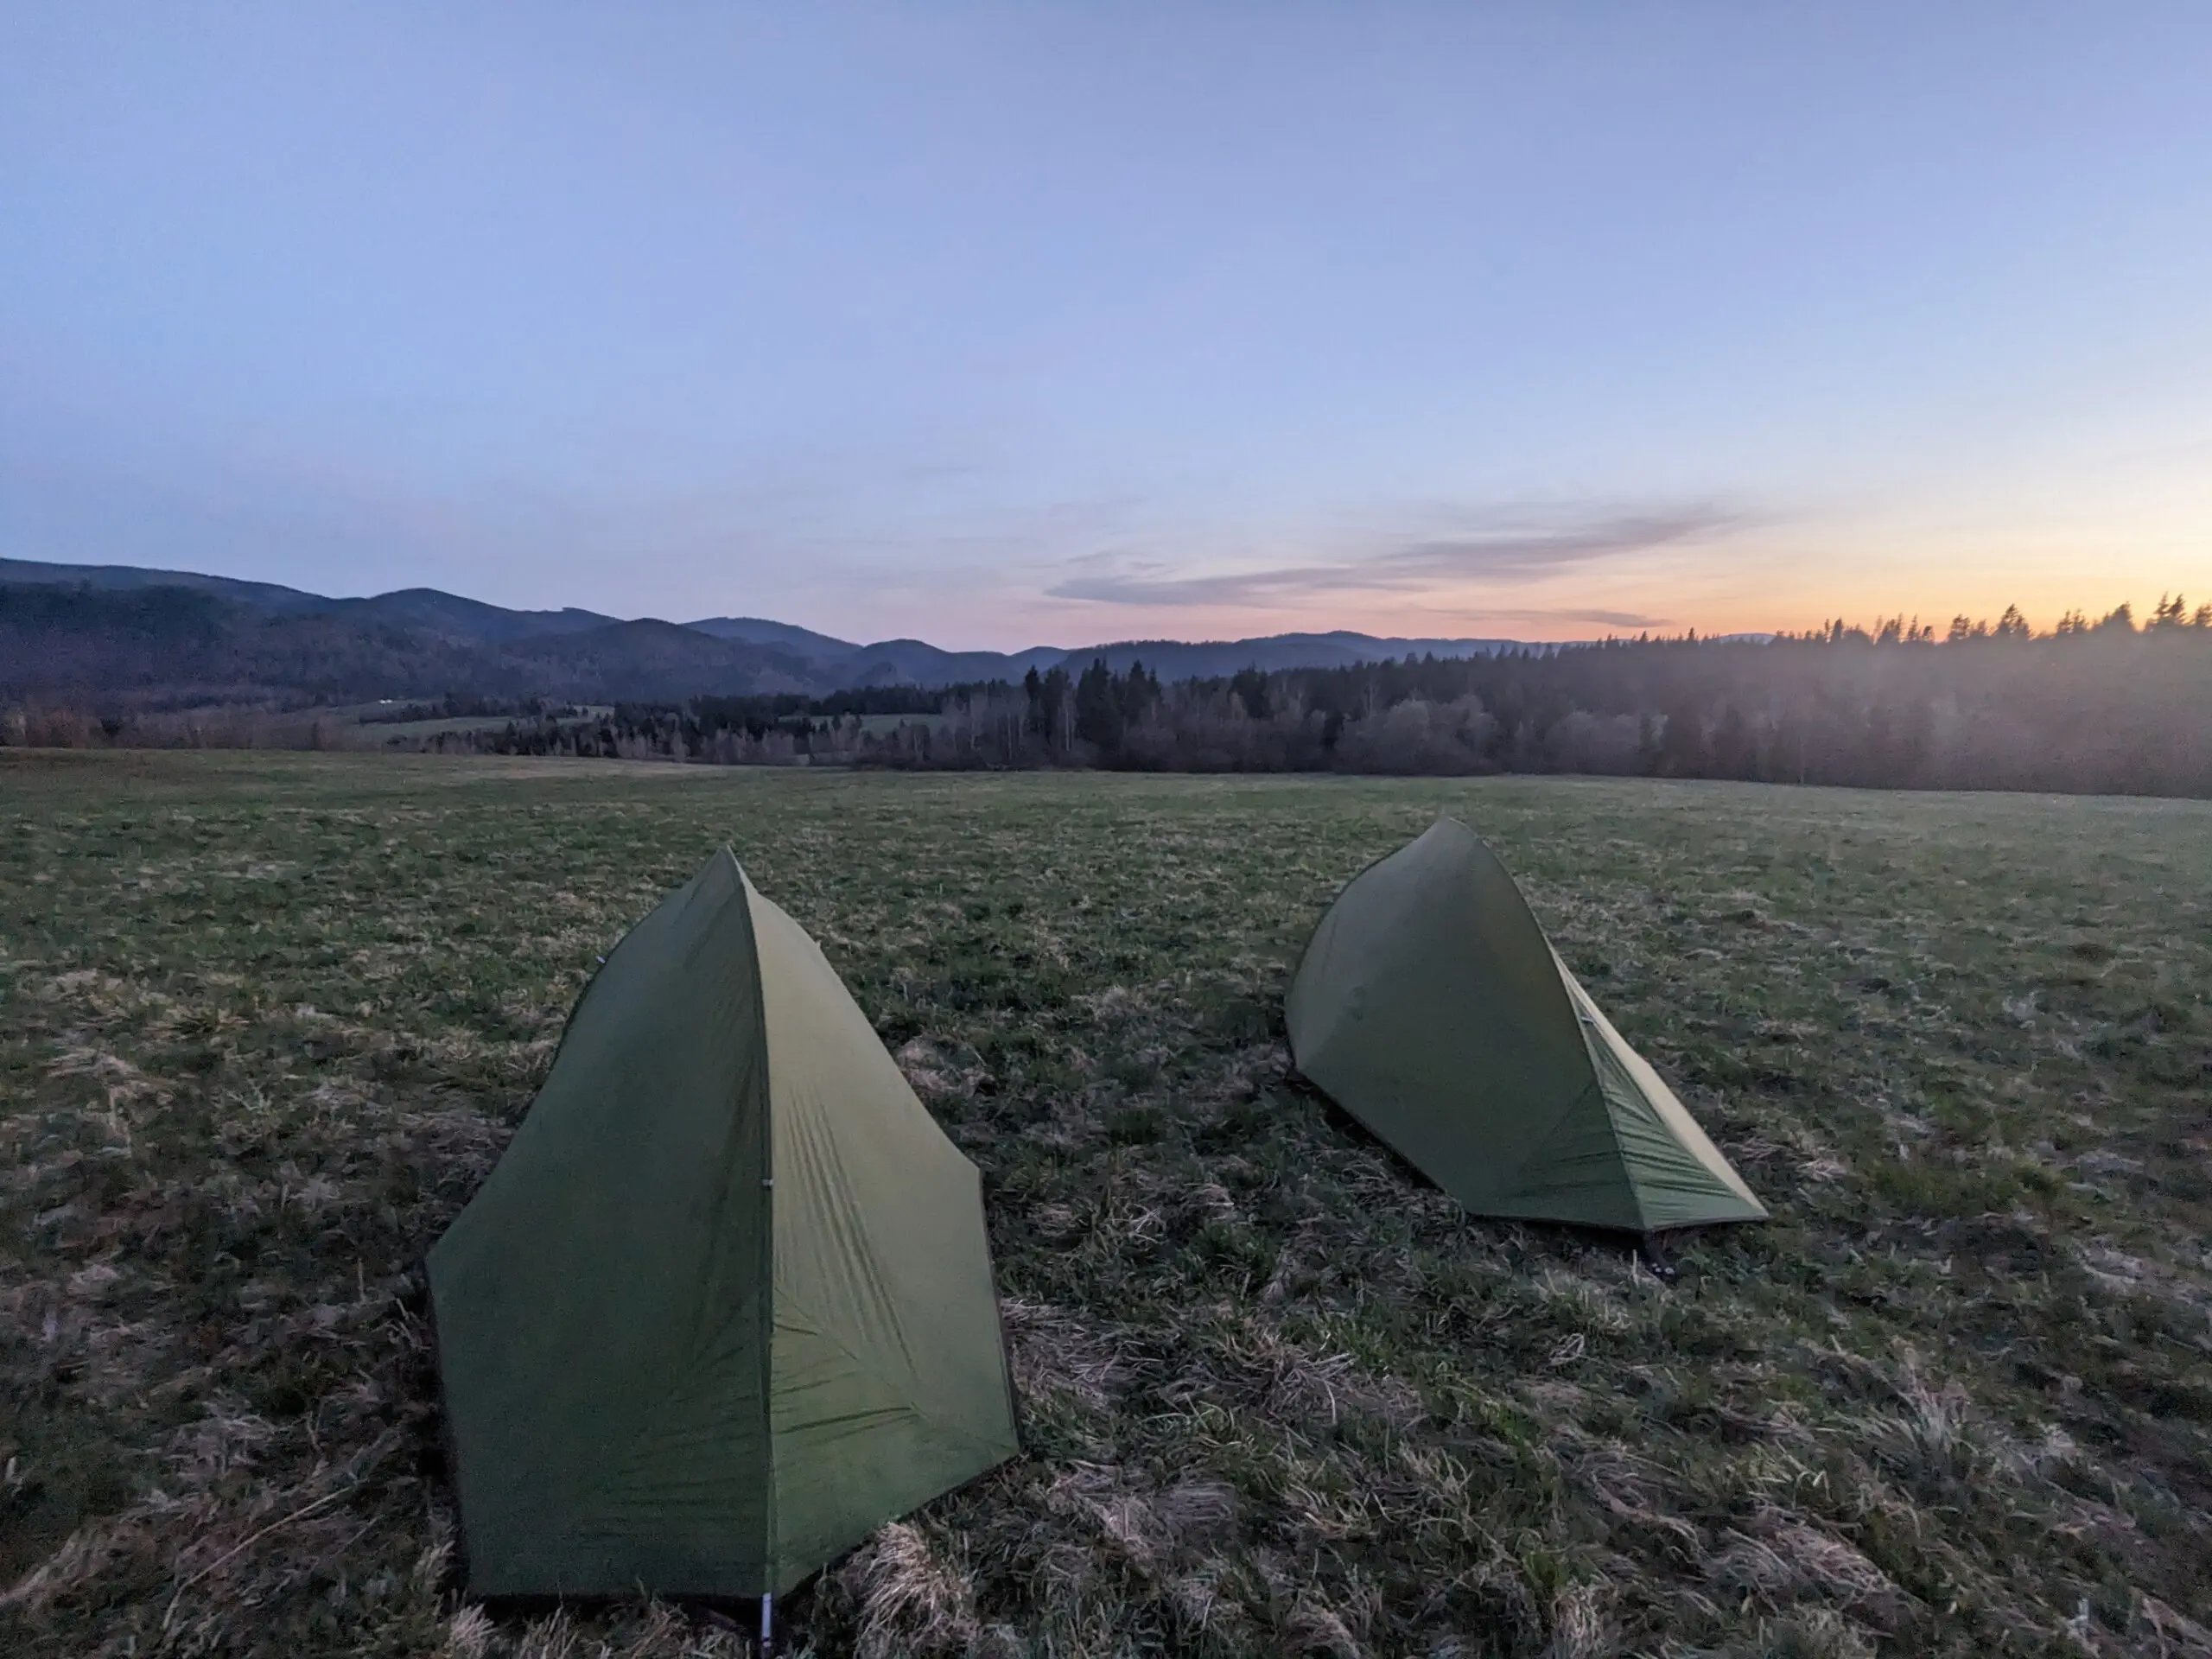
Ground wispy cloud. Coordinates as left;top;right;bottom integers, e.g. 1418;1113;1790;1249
1479;605;1674;628
1046;504;1737;607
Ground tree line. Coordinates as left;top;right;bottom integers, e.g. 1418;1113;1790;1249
435;597;2212;798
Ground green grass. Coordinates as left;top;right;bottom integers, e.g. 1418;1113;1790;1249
3;751;2209;1658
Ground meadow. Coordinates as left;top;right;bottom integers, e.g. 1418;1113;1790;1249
2;752;2207;1658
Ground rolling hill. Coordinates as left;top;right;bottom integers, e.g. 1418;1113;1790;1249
0;556;1541;707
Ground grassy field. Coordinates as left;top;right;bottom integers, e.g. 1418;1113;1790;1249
2;752;2208;1658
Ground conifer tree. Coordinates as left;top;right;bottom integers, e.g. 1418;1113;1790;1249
1073;658;1121;752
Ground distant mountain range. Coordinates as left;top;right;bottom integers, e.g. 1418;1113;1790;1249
0;555;1545;707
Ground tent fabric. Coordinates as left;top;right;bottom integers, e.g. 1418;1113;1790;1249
428;848;1019;1599
1286;817;1766;1235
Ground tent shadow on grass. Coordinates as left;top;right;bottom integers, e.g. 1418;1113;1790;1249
1281;1065;1702;1277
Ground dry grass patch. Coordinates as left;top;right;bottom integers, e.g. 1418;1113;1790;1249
2;755;2209;1654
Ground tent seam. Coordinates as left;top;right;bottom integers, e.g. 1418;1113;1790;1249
1571;1004;1654;1234
736;855;779;1593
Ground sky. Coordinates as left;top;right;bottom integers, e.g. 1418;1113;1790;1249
3;4;2209;650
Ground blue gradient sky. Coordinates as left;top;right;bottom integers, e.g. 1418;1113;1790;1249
4;4;2209;648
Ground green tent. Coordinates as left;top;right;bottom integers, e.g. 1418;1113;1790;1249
428;848;1019;1599
1286;817;1766;1235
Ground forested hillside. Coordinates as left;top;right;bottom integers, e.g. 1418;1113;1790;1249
460;601;2212;798
10;568;2209;798
0;584;823;704
0;565;1525;705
